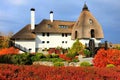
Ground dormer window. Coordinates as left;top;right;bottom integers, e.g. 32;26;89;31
59;25;68;29
48;24;52;28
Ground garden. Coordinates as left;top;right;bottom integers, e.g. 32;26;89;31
0;39;120;79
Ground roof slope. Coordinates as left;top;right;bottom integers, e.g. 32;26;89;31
34;19;75;34
12;24;36;40
72;4;104;39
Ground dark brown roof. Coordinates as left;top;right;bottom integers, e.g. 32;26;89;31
12;24;36;40
34;19;75;33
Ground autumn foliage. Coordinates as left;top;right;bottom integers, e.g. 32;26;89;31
59;54;72;61
0;47;19;55
0;64;120;80
93;48;120;67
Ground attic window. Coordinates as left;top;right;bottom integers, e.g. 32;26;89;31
48;24;52;28
59;25;68;29
89;19;93;24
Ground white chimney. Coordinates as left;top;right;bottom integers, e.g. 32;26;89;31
30;8;35;30
50;11;53;22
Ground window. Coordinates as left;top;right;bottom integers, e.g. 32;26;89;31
47;41;50;44
42;33;45;36
62;33;64;37
75;31;78;39
62;41;67;44
42;41;45;43
62;33;68;37
91;29;95;38
48;24;52;28
65;34;67;37
65;41;67;44
89;19;93;24
47;33;50;37
59;25;68;29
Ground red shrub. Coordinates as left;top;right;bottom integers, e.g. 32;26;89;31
93;48;120;67
0;47;19;55
0;64;120;80
48;48;61;54
59;54;72;61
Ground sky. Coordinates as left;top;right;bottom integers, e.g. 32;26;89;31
0;0;120;43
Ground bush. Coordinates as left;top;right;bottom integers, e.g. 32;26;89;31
70;39;85;55
45;54;52;58
72;58;79;62
80;61;91;67
51;53;59;58
11;53;32;65
115;46;120;50
54;62;64;67
0;54;13;64
66;52;77;59
59;54;72;61
106;64;115;68
0;53;32;65
93;49;120;67
1;64;120;80
0;47;19;56
31;53;45;62
83;49;91;57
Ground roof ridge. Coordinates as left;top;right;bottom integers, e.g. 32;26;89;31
43;19;75;22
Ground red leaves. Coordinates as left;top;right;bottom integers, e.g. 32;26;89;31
0;47;19;55
59;54;72;61
93;48;120;67
0;64;120;79
48;48;62;54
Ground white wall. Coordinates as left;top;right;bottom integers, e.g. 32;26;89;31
15;40;35;53
35;33;101;50
36;33;74;49
14;34;101;53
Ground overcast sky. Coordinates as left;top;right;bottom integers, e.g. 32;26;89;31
0;0;120;43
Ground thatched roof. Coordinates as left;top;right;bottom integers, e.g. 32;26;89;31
34;19;75;33
12;4;104;40
12;20;75;40
71;4;104;40
12;24;36;40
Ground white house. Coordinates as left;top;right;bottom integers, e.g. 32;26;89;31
11;4;104;53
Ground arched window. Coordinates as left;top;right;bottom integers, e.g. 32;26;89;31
91;29;95;38
75;31;78;39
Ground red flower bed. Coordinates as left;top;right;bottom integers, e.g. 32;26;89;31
0;47;19;55
93;48;120;67
0;64;120;80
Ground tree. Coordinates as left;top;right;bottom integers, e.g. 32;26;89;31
70;39;85;54
0;32;13;49
66;39;85;59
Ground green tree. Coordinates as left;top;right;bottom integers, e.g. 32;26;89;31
70;39;84;54
66;39;85;59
